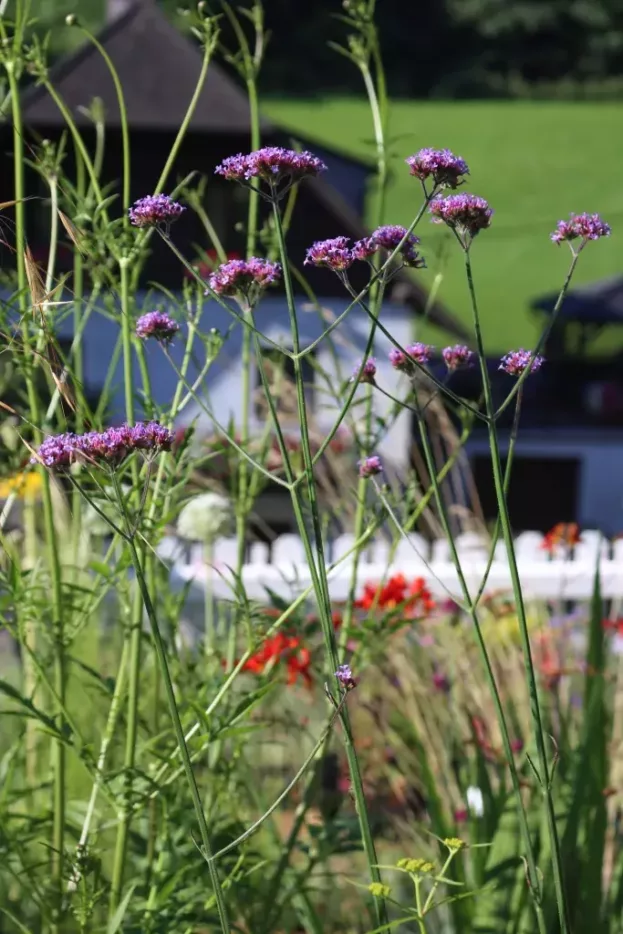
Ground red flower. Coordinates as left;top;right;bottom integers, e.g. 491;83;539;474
603;618;623;635
243;632;313;688
542;523;580;555
355;573;434;616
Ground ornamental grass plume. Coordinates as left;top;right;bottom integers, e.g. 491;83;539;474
405;147;469;190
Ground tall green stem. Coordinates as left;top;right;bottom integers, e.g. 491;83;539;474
271;199;388;931
465;250;570;934
412;405;547;934
6;55;66;933
108;258;147;914
119;514;230;933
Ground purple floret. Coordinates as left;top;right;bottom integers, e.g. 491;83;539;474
550;213;611;246
406;148;469;189
429;194;492;247
442;344;475;371
499;349;545;377
335;664;357;690
136;311;179;343
351;358;377;385
390;342;434;374
33;422;174;470
208;258;281;301
215;147;326;199
304;237;354;272
358;455;382;478
128;194;185;230
354;225;425;269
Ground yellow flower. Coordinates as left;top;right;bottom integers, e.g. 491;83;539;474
443;837;466;851
396;858;435;875
0;471;43;500
368;883;391;898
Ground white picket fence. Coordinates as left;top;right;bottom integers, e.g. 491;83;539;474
159;529;623;603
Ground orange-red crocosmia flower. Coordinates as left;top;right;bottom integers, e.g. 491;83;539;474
243;632;313;687
542;523;581;555
355;573;435;617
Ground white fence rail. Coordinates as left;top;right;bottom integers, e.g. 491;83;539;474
160;530;623;602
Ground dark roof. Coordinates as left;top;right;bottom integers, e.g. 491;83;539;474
532;275;623;326
17;0;469;340
21;0;273;133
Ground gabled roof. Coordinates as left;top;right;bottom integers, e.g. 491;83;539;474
17;0;469;340
21;0;273;133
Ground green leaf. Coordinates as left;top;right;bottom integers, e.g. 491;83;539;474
107;882;137;934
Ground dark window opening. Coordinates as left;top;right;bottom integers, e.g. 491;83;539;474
472;455;580;532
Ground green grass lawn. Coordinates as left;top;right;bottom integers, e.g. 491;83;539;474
264;98;623;351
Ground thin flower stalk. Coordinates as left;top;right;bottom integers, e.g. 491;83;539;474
111;477;231;934
270;198;389;931
465;249;571;934
409;399;547;933
3;44;67;932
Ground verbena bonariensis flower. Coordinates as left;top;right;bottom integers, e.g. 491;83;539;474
33;422;174;470
550;213;611;248
351;357;377;385
304;237;354;272
499;349;545;376
429;193;492;248
128;194;185;231
208;257;281;303
354;225;425;269
442;344;475;371
215;147;326;200
335;664;357;690
405;148;469;190
389;342;434;374
359;455;382;478
136;311;179;343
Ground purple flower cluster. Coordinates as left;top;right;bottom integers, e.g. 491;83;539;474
136;311;179;343
305;237;354;272
406;148;469;189
128;194;185;230
208;258;281;301
499;349;545;376
429;194;493;247
354;225;425;268
550;213;611;246
335;663;357;690
389;342;434;373
442;344;474;371
358;455;382;479
34;422;174;470
351;358;377;385
215;147;326;199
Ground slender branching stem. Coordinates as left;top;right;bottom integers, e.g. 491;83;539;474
465;248;571;934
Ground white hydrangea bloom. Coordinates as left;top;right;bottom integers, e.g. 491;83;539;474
176;491;234;542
